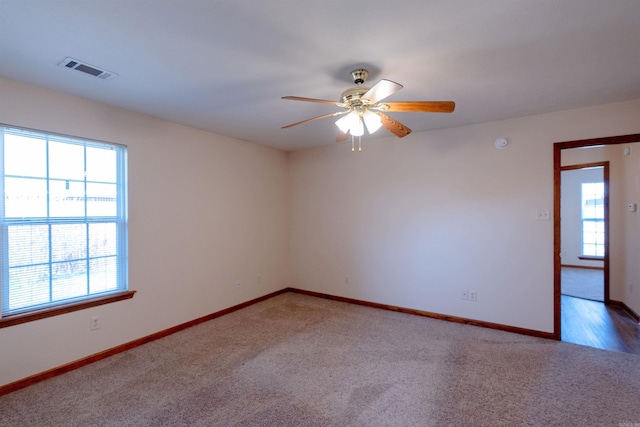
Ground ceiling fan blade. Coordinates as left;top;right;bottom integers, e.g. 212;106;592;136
361;79;403;103
282;111;347;129
336;130;350;142
383;101;455;113
282;96;338;105
375;112;412;138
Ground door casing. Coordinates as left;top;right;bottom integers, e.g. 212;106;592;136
553;133;640;340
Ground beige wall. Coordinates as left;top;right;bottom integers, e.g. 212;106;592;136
0;77;290;386
2;74;640;388
621;143;640;314
288;99;640;333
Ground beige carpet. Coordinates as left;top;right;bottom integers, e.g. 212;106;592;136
561;266;604;301
1;292;639;426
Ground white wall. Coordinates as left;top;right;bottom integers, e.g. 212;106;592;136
0;77;290;387
289;98;640;333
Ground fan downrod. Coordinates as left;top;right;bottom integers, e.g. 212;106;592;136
351;69;369;84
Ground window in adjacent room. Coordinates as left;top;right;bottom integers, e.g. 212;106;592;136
581;182;605;257
1;125;128;319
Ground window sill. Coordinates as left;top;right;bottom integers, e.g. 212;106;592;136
0;290;136;329
578;256;604;261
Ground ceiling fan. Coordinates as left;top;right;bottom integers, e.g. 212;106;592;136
281;69;455;150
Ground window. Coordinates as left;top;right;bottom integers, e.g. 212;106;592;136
581;182;604;257
1;126;128;319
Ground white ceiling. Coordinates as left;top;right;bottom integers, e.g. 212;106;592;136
2;1;640;151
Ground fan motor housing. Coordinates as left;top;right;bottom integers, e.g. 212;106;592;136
340;69;374;105
340;86;370;105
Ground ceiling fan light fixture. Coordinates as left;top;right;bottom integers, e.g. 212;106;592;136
282;68;455;143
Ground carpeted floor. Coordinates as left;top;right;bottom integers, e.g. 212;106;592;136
1;292;639;426
561;266;604;301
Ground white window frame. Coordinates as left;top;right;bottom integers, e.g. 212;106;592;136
581;182;605;257
0;125;130;322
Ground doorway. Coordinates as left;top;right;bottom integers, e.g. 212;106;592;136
560;163;608;303
553;133;640;355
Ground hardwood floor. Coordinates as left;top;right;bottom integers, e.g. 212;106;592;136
561;295;640;355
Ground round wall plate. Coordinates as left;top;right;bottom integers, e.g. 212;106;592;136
495;137;509;149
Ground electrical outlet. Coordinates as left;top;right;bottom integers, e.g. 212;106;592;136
90;316;100;331
461;290;468;300
469;290;477;302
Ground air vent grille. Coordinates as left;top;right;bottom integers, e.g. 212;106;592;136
58;57;115;80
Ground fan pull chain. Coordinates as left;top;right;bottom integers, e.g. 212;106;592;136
350;135;364;152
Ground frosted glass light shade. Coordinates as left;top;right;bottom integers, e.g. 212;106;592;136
351;116;364;136
363;110;382;134
335;114;351;133
335;111;364;136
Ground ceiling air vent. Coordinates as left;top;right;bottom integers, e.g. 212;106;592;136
58;57;116;80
